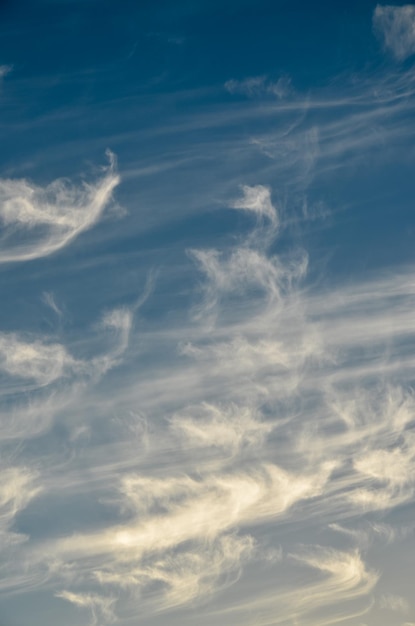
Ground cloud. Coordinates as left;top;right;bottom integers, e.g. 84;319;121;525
225;75;292;99
286;547;378;624
188;224;307;324
0;333;77;387
0;465;41;593
0;151;120;263
3;69;415;622
211;547;378;626
0;304;133;441
0;467;40;532
230;184;278;230
170;402;274;456
42;291;63;318
92;306;133;375
56;591;116;625
4;195;414;624
373;5;415;60
49;461;332;561
379;593;410;614
0;64;12;79
33;452;333;621
0;307;131;391
95;534;254;612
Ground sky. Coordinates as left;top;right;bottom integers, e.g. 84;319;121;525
1;1;415;625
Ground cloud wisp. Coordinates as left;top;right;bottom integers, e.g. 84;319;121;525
0;303;133;445
0;64;12;80
225;75;292;99
0;151;120;263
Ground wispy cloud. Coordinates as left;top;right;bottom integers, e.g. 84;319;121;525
373;4;415;60
225;75;292;99
0;64;12;80
230;184;278;232
42;291;64;318
0;303;133;444
0;333;77;387
0;151;120;263
379;592;410;614
56;591;116;626
2;21;415;626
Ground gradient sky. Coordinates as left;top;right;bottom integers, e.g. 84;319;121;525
1;1;415;625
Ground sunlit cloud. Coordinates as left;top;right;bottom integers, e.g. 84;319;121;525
56;591;116;626
0;151;120;262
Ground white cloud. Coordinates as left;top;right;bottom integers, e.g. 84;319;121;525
286;547;378;624
92;306;133;375
0;302;133;445
0;465;40;581
0;151;120;262
373;5;415;60
211;547;378;626
56;591;116;625
0;333;77;386
170;402;273;455
42;291;63;318
0;306;131;391
95;534;254;612
0;467;40;530
231;184;278;230
31;457;333;622
49;461;333;561
189;245;307;325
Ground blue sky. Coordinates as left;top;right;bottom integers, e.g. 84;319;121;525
1;1;415;625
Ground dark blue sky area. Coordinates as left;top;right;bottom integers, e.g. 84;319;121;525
0;0;383;94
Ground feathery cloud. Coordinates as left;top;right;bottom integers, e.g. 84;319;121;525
56;591;116;626
0;151;120;263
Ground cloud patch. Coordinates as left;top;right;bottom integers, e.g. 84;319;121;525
0;64;12;80
373;4;415;60
225;75;292;99
379;593;410;614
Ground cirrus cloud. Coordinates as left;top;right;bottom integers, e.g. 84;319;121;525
0;151;120;263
